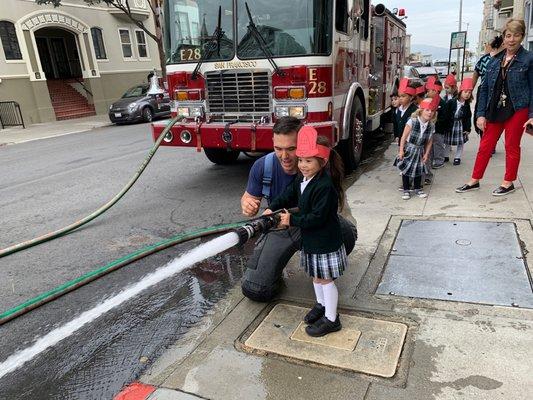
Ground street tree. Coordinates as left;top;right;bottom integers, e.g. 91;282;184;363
35;0;167;79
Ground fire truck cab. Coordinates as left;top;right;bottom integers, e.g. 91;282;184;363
153;0;406;171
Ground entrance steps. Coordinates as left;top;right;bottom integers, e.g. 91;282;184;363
47;79;96;121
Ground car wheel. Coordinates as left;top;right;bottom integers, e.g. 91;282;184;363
142;107;153;122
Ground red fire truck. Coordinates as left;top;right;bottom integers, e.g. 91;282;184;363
152;0;406;171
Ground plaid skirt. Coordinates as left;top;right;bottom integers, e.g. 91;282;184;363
300;244;347;279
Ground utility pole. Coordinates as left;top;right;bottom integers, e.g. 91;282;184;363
457;0;463;73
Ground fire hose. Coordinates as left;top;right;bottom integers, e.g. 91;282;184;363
0;210;294;326
0;114;182;259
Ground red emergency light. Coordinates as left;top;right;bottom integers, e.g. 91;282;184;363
398;8;405;16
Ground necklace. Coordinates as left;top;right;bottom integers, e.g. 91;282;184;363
498;52;516;108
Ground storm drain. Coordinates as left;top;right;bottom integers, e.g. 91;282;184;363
377;220;533;308
243;304;407;378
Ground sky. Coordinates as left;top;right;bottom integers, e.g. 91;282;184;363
381;0;484;51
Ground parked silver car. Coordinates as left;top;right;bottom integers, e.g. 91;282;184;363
402;66;424;86
109;84;171;124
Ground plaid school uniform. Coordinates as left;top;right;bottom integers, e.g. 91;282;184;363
446;104;466;146
394;117;434;178
300;244;347;279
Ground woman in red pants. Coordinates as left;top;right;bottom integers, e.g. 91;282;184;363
456;19;533;196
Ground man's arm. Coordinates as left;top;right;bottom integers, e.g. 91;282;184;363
241;191;262;217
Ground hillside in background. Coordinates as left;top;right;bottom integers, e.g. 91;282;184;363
411;44;453;61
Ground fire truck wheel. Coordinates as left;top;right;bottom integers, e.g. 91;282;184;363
340;96;365;172
203;148;240;165
142;107;153;122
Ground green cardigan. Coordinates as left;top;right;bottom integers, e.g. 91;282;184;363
268;170;342;254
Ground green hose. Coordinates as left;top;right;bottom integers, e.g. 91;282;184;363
0;221;246;326
0;115;182;259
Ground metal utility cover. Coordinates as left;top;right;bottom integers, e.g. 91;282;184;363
377;220;533;308
244;304;407;378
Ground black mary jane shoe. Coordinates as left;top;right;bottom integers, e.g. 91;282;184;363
304;303;325;324
455;182;480;193
492;184;515;196
444;157;450;162
453;158;461;165
305;315;342;337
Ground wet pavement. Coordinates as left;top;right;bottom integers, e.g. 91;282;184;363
0;240;254;400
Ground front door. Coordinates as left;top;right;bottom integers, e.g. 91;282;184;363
36;37;54;79
49;38;71;78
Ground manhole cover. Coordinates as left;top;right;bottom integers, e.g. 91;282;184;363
377;220;533;308
243;304;407;378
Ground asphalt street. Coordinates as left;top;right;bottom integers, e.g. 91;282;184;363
0;122;255;398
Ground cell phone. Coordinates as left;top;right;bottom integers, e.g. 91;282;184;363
527;124;533;134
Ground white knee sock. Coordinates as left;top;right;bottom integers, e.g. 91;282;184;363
313;282;324;306
322;282;338;322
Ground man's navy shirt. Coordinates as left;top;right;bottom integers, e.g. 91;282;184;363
246;153;297;202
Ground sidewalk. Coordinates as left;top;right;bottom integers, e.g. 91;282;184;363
124;134;533;400
0;114;111;146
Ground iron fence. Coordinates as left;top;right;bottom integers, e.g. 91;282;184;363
0;101;25;129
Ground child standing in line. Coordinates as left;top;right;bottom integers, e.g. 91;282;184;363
266;126;347;337
395;97;437;200
443;73;458;102
443;78;473;165
393;78;418;145
426;77;447;169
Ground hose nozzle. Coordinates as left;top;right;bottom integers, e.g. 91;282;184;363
233;207;298;245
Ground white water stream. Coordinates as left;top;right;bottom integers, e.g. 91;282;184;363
0;232;240;380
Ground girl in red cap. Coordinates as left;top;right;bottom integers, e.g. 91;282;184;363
444;74;458;102
393;78;418;145
265;126;347;337
443;78;473;165
395;98;437;200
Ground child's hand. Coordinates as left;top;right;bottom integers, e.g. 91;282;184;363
422;154;428;164
279;210;290;227
398;150;404;160
262;209;273;216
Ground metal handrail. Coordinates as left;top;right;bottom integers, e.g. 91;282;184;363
0;101;25;129
73;77;93;98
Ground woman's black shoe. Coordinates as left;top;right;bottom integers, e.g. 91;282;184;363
305;315;342;337
492;184;515;196
453;158;461;165
455;182;480;193
304;303;325;324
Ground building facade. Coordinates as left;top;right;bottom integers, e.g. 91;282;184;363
479;0;527;54
0;0;160;124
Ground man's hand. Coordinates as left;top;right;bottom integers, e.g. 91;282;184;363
279;210;290;227
241;192;261;217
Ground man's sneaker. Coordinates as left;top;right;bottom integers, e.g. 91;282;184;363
304;303;325;324
455;182;480;193
398;186;412;191
432;163;444;169
305;315;342;337
453;158;461;165
415;189;428;198
402;191;411;200
492;184;515;196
